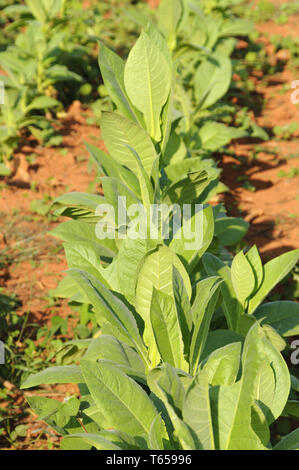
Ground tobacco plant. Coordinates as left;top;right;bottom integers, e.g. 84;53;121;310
0;0;139;160
21;26;299;450
124;0;266;151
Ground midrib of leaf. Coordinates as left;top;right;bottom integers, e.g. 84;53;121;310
144;43;155;139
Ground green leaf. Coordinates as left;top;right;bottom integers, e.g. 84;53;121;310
261;335;290;422
245;245;264;293
52;192;104;222
210;323;266;450
148;414;170;450
21;366;83;389
214;217;249;247
172;266;192;358
201;330;244;361
170;205;214;271
231;251;255;307
98;42;142;124
124;30;171;141
69;269;148;366
255;301;299;337
273;429;299;450
86;142;141;197
248;249;299;314
150;288;187;370
201;342;241;386
26;0;47;23
101;112;157;177
50;219;117;258
26;96;60;112
158;0;183;50
116;237;148;304
61;433;122;450
84;335;145;383
198;122;243;151
194;53;232;109
64;242;109;285
135;245;191;366
81;359;159;436
148;367;198;450
203;253;242;331
183;369;214;450
189;276;223;375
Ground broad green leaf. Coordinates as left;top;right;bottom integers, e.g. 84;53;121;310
194;53;232;109
26;96;60;112
183;369;215;450
220;19;253;37
101;112;157;177
81;359;159;436
21;366;83;389
210;323;266;450
86;142;141;197
135;245;191;366
52;192;104;222
201;342;241;386
172;266;192;358
170;205;214;271
69;269;148;366
158;0;183;50
124;30;171;141
255;301;299;337
116;236;148;304
62;433;122;450
198;122;244;151
273;429;299;450
262;324;286;352
261;335;290;422
148;414;170;450
85;335;145;380
251;402;270;447
253;359;276;424
203;255;240;331
163;170;210;207
189;276;223;374
98;42;142;124
150;288;187;370
201;330;244;361
245;245;264;293
64;242;109;285
50;219;117;258
101;176;140;222
51;273;89;303
26;0;47;23
248;249;299;314
148;367;198;450
284;401;299;420
214;217;249;247
126;145;154;219
148;365;186;418
231;251;255;306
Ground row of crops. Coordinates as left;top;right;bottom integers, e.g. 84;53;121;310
1;0;299;451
